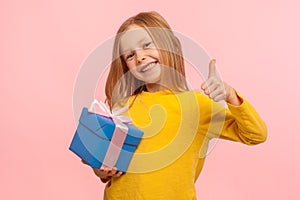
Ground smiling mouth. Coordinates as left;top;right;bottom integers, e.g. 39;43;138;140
140;62;158;73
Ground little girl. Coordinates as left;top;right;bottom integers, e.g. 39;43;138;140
84;11;267;199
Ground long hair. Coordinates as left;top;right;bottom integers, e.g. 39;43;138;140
105;11;189;109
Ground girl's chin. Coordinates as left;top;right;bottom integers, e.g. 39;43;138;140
145;79;160;84
136;77;160;84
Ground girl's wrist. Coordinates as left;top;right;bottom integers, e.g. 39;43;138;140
226;87;242;106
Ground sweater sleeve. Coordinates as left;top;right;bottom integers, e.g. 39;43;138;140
197;92;267;145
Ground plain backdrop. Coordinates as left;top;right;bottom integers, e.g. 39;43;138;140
1;0;299;199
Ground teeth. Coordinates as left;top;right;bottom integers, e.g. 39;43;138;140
141;63;156;72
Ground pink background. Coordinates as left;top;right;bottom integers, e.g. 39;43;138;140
1;0;299;199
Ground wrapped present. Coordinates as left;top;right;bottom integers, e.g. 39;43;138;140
69;100;143;172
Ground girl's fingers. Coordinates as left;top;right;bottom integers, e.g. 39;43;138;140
208;59;217;78
212;93;226;102
202;60;224;100
103;167;109;174
202;76;217;90
203;78;224;97
110;167;117;175
203;77;220;90
113;171;123;177
209;87;226;101
206;83;219;95
109;167;124;177
92;166;123;178
201;82;207;90
209;89;221;99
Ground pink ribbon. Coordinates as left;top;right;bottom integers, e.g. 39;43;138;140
88;100;131;169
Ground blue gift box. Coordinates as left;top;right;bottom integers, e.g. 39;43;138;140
69;107;143;172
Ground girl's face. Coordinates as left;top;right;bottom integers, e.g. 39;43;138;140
120;24;161;84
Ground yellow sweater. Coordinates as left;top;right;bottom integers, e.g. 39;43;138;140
104;90;267;200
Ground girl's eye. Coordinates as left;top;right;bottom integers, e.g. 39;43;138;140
143;42;152;48
126;53;135;60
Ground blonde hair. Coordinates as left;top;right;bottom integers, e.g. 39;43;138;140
105;11;189;109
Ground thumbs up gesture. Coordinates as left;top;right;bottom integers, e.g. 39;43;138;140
201;59;242;105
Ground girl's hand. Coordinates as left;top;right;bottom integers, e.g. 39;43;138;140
201;59;242;106
81;160;123;183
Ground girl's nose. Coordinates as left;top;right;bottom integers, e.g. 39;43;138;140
136;50;146;63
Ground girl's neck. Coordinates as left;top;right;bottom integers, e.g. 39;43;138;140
145;83;167;93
